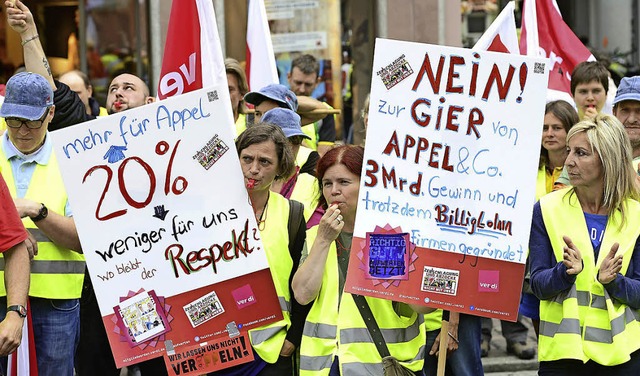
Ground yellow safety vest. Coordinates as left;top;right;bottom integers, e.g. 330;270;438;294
289;173;320;224
299;226;340;376
235;113;247;138
424;309;443;332
248;192;294;363
539;189;640;365
0;148;85;299
299;227;425;375
535;167;547;201
296;146;313;169
301;104;335;151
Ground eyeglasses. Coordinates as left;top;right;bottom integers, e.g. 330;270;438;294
6;110;49;129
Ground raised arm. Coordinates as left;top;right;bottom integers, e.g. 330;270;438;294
292;205;342;305
5;0;56;90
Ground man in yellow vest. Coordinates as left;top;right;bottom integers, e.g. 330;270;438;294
0;72;84;375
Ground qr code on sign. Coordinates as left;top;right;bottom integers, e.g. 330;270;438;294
534;62;545;74
207;90;219;101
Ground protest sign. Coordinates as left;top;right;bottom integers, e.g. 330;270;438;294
344;39;549;320
51;87;282;367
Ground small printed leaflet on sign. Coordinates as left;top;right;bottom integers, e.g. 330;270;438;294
51;87;283;367
344;39;549;320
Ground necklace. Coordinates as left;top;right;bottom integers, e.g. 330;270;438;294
255;193;270;231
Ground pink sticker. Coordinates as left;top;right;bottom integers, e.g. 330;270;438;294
478;270;500;292
231;284;257;309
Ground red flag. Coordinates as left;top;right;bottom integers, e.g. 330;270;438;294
7;301;38;376
473;1;518;54
520;0;594;102
157;0;226;100
246;0;279;91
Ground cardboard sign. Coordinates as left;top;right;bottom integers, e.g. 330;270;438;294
51;87;282;367
163;333;254;375
344;39;550;320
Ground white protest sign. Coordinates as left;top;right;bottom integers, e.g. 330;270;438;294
51;86;282;366
345;39;549;319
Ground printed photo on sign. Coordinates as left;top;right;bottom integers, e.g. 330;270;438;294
365;233;410;280
421;266;460;296
183;290;225;328
114;290;169;345
193;134;229;170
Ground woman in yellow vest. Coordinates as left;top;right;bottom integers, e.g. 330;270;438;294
536;100;579;198
293;145;433;376
522;100;580;337
530;115;640;374
211;124;308;376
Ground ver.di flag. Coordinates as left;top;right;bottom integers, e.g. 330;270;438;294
520;0;594;104
157;0;226;100
473;1;518;54
246;0;279;91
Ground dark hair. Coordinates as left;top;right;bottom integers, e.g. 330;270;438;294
570;61;609;96
540;100;579;168
316;145;364;209
235;123;295;180
291;54;320;77
225;58;249;115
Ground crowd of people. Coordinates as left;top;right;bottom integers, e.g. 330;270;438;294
0;0;640;375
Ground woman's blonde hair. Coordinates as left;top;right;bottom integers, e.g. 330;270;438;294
566;114;640;223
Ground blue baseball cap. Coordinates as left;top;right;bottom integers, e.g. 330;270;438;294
261;108;310;140
0;72;53;120
244;84;298;111
613;76;640;105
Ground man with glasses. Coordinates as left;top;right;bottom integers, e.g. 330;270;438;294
0;72;84;376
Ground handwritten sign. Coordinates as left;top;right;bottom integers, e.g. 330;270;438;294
163;333;254;375
344;39;549;320
51;87;282;367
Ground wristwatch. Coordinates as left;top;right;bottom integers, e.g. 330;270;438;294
31;203;48;222
7;305;27;318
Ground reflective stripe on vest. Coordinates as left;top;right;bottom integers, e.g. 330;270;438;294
0;147;85;299
340;344;426;376
248;192;293;363
338;293;425;373
299;226;340;376
539;189;640;365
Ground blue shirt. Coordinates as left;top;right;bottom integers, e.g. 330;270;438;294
2;132;72;216
584;212;607;254
529;202;640;309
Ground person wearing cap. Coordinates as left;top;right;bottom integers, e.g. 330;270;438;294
263;108;324;228
613;76;640;174
288;54;337;157
0;72;84;375
245;84;322;177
